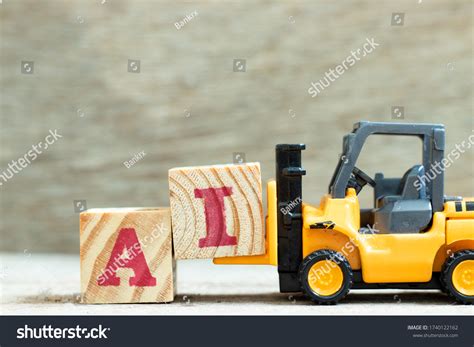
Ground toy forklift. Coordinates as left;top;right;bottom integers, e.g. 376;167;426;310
215;121;474;304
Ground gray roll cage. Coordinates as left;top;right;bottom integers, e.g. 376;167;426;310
328;121;446;212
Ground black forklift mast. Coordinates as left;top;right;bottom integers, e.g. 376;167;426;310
275;144;306;293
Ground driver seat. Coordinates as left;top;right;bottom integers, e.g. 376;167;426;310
372;165;432;234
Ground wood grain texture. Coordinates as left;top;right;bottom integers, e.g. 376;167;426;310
1;1;472;254
169;163;265;259
80;208;175;304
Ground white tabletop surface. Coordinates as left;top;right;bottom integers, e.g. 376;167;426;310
1;253;472;316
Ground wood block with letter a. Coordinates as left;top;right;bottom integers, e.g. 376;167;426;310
168;162;265;259
80;207;175;304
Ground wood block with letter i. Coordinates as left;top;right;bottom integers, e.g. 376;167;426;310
80;207;175;304
168;162;265;259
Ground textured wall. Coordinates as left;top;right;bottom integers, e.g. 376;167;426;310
0;0;472;253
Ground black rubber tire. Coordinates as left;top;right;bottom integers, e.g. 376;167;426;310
441;250;474;304
298;249;353;305
439;273;448;294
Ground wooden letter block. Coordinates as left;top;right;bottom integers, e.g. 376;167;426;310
169;162;265;259
80;207;175;304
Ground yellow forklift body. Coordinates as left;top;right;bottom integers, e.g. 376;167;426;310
302;189;362;270
214;123;473;303
215;183;473;284
446;219;474;245
302;190;474;283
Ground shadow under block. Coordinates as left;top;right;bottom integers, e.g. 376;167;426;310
168;162;265;259
80;207;175;304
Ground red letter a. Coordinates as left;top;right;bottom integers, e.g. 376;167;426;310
194;186;237;248
99;228;156;287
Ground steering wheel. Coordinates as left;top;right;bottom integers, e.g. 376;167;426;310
347;166;376;194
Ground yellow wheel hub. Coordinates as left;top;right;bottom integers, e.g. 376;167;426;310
452;260;474;296
307;260;344;296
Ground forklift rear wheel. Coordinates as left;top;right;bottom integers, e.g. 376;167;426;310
441;250;474;304
299;249;353;305
439;274;448;294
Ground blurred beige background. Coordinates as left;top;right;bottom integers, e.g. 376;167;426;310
0;0;472;253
